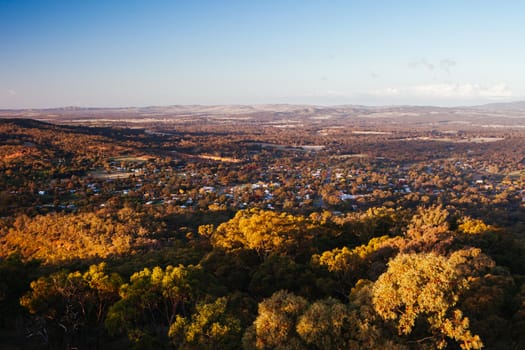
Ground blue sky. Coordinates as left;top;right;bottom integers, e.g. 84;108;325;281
1;0;524;108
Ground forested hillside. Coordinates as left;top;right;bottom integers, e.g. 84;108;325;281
0;117;524;349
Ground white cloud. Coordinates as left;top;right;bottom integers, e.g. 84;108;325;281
298;83;515;106
409;59;435;71
439;59;456;75
372;83;512;100
374;87;400;96
305;89;353;98
478;83;512;98
409;58;457;75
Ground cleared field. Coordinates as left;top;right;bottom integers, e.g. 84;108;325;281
112;155;152;162
89;169;138;179
197;154;241;163
334;153;369;159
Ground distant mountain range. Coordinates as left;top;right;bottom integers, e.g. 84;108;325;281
1;101;524;129
2;100;525;114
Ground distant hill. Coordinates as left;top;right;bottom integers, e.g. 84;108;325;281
476;100;525;110
1;102;525;130
2;100;525;114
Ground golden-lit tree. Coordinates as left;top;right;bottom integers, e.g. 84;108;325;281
20;263;122;346
372;252;483;349
105;264;202;345
169;297;241;350
210;209;315;259
243;290;307;350
313;235;394;291
406;205;450;240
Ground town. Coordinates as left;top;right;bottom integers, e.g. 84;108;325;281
1;109;523;233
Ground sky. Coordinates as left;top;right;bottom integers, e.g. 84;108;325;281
1;0;524;108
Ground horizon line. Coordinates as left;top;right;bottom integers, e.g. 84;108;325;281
1;99;524;111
